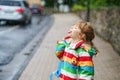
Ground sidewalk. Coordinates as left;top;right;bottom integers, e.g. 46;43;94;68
19;14;120;80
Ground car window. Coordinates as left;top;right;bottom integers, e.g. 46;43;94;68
0;1;21;6
23;1;29;8
32;5;38;8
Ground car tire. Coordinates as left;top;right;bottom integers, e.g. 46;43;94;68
28;18;32;24
20;20;27;26
20;18;31;26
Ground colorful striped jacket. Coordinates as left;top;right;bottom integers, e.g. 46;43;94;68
55;36;96;80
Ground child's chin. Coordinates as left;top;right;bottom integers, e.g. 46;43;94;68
67;34;71;36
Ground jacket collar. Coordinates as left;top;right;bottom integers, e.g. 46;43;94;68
64;36;85;49
64;36;96;56
69;40;84;49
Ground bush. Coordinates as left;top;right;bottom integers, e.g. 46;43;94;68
72;4;86;11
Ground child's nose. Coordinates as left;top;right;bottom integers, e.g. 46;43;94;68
70;27;74;30
69;28;72;31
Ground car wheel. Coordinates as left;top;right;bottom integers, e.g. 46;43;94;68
28;18;32;24
20;18;31;26
6;21;15;25
20;20;27;26
0;20;1;26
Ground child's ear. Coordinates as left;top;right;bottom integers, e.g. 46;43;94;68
81;34;86;40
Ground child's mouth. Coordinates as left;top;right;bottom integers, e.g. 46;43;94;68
68;31;72;34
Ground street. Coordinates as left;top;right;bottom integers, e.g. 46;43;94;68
0;14;54;80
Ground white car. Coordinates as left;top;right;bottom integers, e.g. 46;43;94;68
0;0;32;25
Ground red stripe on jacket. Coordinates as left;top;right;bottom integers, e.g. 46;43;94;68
64;51;78;59
78;56;92;61
60;74;76;80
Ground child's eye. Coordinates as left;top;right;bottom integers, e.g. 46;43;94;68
75;27;78;29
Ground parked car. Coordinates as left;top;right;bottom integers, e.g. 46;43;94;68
0;0;32;25
30;4;42;14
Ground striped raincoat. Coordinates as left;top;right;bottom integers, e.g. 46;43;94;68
55;36;96;80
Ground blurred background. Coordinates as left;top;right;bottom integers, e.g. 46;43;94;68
28;0;120;55
0;0;120;80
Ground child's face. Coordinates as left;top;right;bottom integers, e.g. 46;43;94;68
68;24;82;39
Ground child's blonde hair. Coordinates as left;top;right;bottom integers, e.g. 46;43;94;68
76;20;98;54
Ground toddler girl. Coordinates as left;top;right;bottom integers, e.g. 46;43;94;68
55;20;98;80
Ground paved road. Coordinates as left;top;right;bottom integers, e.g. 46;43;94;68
19;13;120;80
0;15;54;80
0;15;44;65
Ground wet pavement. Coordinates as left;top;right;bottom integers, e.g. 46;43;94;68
0;15;54;80
19;13;120;80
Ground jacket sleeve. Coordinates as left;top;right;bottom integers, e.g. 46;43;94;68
55;40;66;60
77;48;94;80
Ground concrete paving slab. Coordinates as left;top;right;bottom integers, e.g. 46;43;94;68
19;13;120;80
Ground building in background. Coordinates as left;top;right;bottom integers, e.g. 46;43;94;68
26;0;41;6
